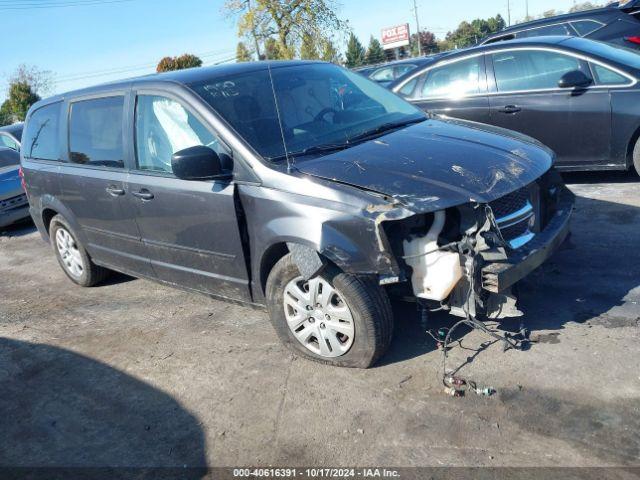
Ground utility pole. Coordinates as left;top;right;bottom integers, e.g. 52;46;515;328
506;0;511;26
525;0;529;20
412;0;422;57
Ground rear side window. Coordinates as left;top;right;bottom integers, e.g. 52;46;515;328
492;50;587;92
571;20;603;36
394;64;417;77
397;76;419;97
516;23;574;38
484;34;515;44
23;102;61;161
69;96;125;168
592;63;630;85
370;67;395;82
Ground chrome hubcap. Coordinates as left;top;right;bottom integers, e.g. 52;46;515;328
283;276;355;358
55;227;84;278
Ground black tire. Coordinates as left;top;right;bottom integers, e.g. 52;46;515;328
265;253;394;368
49;214;110;287
634;137;640;176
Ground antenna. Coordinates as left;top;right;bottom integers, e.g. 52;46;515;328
266;64;294;172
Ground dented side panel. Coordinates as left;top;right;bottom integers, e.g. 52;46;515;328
237;183;406;303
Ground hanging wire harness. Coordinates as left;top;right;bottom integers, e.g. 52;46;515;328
416;204;531;397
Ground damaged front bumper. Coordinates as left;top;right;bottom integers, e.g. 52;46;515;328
481;187;573;294
381;176;574;319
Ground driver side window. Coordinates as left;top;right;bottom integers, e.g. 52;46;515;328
135;94;223;174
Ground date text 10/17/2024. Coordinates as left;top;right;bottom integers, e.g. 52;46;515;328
232;468;401;478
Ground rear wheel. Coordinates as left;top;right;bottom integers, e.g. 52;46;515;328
265;254;394;368
50;214;110;287
633;137;640;176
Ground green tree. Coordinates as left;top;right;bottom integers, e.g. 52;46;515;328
569;2;600;13
1;64;53;126
410;30;438;57
300;33;320;59
223;0;347;61
345;33;366;68
0;102;12;127
264;37;284;59
440;14;505;50
156;54;203;72
9;64;54;97
1;81;40;123
320;38;341;63
365;36;385;65
236;41;252;62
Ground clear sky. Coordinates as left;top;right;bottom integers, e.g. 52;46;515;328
1;0;584;96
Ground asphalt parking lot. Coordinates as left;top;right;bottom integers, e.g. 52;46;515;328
0;171;639;469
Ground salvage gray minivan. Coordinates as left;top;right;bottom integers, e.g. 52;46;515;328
21;61;573;367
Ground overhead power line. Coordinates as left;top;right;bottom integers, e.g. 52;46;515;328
0;0;137;11
55;49;234;82
54;50;236;85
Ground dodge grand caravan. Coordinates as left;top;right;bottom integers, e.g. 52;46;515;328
21;61;573;368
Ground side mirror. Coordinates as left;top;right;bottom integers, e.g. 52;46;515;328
558;70;593;89
171;145;230;180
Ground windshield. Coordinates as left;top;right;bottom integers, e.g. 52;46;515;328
191;63;425;161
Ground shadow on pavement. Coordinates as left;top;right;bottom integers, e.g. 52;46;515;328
561;169;638;185
0;218;36;237
0;338;207;478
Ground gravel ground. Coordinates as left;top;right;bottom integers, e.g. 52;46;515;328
0;171;639;469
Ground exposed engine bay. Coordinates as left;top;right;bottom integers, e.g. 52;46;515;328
383;168;573;321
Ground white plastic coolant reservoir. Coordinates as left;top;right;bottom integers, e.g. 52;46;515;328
402;211;463;301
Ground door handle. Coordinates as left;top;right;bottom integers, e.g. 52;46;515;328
105;185;125;196
498;105;521;114
131;189;154;200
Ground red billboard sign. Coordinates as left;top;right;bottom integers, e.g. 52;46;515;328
381;23;410;49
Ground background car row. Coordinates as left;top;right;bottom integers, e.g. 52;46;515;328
385;36;640;173
481;0;640;49
0;123;29;229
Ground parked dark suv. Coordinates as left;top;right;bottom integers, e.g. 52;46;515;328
21;61;573;367
481;0;640;49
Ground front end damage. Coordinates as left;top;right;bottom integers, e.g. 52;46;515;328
378;169;574;319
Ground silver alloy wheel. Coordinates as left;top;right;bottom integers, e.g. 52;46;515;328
55;227;84;279
283;276;355;358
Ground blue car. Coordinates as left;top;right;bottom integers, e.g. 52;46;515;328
0;146;29;228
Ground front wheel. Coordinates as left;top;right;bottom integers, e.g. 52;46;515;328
265;254;394;368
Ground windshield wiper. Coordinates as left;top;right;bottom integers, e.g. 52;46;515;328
347;117;426;143
266;116;427;163
267;142;351;162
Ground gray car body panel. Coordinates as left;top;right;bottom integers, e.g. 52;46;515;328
21;62;563;307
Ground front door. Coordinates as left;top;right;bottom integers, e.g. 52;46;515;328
59;93;153;276
125;91;250;301
396;54;490;124
486;48;612;168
